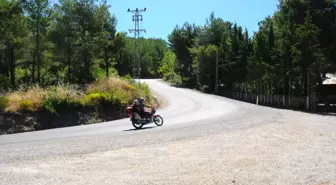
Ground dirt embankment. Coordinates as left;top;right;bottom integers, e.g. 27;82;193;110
0;106;127;135
0;90;166;135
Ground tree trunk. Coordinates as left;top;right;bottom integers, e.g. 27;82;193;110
270;81;273;105
85;52;89;81
32;50;35;83
2;46;9;77
258;80;261;96
277;81;280;106
265;81;268;104
104;47;109;77
289;74;292;107
7;40;15;89
306;68;310;110
303;69;307;96
36;20;41;83
67;43;71;82
283;78;285;107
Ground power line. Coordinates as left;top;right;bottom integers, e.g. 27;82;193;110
127;8;146;80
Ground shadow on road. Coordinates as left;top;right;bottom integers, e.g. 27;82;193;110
123;126;155;132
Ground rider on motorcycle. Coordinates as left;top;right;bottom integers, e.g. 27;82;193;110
138;97;152;119
132;99;140;115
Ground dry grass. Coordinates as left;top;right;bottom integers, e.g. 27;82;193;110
87;77;136;94
46;85;84;103
86;77;140;105
6;85;47;112
1;77;157;113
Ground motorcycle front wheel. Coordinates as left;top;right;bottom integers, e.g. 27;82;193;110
153;115;164;126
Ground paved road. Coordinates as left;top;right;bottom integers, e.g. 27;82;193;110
0;79;243;161
0;79;335;185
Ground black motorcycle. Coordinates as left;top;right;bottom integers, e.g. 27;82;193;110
126;107;164;129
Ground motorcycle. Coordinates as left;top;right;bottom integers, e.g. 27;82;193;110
125;106;164;129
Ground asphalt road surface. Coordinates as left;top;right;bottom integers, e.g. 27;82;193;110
0;79;335;185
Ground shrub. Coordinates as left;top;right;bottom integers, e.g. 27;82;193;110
133;82;157;106
112;90;131;105
42;98;61;114
19;100;34;111
83;92;111;106
47;85;83;103
121;74;135;84
163;72;182;86
86;77;137;105
1;76;157;114
24;85;47;109
83;90;131;107
0;75;10;92
6;85;47;112
41;85;83;114
42;96;80;115
87;77;136;94
0;96;9;111
134;82;151;98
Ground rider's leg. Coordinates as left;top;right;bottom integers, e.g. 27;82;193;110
139;110;146;118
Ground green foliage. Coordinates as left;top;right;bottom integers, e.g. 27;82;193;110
42;96;75;115
133;82;155;104
167;2;336;96
37;77;143;114
19;100;34;111
83;91;130;106
121;74;135;84
0;96;9;111
0;76;10;92
1;0;336;102
190;45;218;92
0;0;170;89
92;66;118;80
116;37;168;78
83;92;112;106
159;51;176;77
15;67;26;84
42;85;81;114
168;22;199;87
163;72;182;86
111;90;131;105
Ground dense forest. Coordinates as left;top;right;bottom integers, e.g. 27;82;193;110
0;0;168;92
167;0;336;99
1;0;336;98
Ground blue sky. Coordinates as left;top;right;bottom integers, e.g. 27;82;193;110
107;0;279;40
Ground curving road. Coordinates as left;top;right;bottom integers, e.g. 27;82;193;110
0;79;335;185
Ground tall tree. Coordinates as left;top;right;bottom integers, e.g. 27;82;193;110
0;0;27;89
51;0;77;82
24;0;51;83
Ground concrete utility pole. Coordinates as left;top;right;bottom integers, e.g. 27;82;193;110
127;8;146;80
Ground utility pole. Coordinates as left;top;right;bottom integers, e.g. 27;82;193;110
127;8;146;81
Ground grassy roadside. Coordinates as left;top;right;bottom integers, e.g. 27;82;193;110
0;77;159;135
162;72;183;87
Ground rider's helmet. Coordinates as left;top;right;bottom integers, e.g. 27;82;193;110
138;97;145;104
133;99;139;105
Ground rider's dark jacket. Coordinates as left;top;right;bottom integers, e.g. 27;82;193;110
133;102;149;118
132;103;140;114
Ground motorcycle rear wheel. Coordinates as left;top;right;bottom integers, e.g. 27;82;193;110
132;121;144;129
